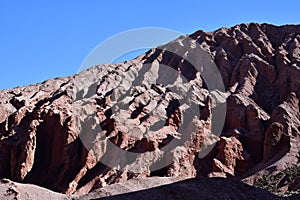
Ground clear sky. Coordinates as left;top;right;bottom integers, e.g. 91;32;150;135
0;0;299;90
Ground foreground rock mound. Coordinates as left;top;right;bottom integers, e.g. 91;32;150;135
0;177;284;200
79;177;280;200
0;179;69;200
0;23;299;197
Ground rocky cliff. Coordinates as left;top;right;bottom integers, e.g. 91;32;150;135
0;23;299;198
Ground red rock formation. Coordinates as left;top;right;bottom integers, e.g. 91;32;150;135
0;23;299;196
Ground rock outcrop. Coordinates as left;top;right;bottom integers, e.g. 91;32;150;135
0;179;71;200
0;177;283;200
0;23;299;197
78;177;280;200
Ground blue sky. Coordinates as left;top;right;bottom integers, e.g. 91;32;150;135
0;0;299;89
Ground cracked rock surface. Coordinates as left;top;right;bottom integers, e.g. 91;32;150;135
0;23;299;198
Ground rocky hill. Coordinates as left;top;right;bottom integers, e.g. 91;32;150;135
0;23;299;199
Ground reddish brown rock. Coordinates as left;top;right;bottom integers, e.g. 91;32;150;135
0;23;299;197
210;136;244;176
263;122;285;162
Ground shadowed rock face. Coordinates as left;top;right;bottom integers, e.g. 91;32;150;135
0;177;281;200
0;23;299;197
78;177;280;200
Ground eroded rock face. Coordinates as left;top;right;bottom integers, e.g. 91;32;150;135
0;23;299;195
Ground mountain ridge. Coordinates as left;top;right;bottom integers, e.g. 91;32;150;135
0;23;299;199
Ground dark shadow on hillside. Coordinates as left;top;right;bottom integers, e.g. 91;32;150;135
88;177;281;200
